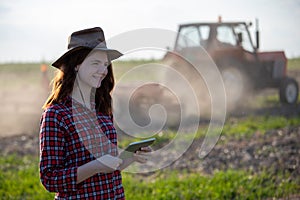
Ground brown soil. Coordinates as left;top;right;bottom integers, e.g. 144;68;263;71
171;124;300;178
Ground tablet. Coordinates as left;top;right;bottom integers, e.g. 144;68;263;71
124;138;156;153
119;138;156;159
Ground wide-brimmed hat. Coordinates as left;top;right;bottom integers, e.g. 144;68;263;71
52;27;123;68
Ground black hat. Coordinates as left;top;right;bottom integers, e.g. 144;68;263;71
52;27;123;68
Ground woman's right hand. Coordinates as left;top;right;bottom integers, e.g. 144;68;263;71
96;154;123;173
77;154;122;183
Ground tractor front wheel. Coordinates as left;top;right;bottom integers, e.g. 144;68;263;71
279;78;299;104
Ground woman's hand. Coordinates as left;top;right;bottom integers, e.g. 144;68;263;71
133;146;152;163
118;146;153;170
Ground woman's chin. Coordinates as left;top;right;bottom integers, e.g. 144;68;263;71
90;80;102;88
95;83;102;88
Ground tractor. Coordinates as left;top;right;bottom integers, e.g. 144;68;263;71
164;20;298;104
114;18;299;129
162;18;299;108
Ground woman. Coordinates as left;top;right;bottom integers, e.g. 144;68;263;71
39;27;150;199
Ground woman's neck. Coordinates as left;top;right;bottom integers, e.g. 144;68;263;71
72;78;93;110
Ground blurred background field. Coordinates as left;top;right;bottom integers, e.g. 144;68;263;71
0;58;300;199
1;58;300;137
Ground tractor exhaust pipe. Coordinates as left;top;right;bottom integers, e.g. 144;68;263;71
255;18;260;50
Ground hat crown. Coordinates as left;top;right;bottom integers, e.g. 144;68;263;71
52;27;123;68
67;27;107;49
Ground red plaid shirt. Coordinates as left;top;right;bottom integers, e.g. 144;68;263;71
39;96;125;199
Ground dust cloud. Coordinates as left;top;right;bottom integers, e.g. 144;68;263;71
161;52;252;122
0;66;50;137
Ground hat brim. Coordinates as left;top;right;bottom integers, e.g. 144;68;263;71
52;46;123;68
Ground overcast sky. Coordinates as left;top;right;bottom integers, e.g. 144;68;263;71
0;0;299;63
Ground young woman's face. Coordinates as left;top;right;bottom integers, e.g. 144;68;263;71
77;51;109;88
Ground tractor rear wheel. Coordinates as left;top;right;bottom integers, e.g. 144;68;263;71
221;67;248;106
279;78;299;104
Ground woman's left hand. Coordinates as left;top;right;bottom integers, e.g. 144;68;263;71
118;146;153;170
133;146;153;164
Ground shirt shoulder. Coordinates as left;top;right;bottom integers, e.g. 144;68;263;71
41;100;72;127
44;98;72;116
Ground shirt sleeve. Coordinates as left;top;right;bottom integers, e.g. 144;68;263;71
39;108;81;193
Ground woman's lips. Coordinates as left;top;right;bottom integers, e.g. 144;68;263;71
93;74;104;80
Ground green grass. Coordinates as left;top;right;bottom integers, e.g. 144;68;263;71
0;62;54;90
287;57;300;70
1;57;299;74
254;92;300;106
118;115;300;150
0;155;54;200
123;170;299;200
222;115;300;139
0;154;298;200
131;115;299;146
0;63;41;72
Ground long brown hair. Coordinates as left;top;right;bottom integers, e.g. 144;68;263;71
43;48;115;115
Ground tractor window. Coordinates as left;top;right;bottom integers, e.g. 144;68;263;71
176;26;200;50
233;24;254;52
198;25;210;41
216;26;237;46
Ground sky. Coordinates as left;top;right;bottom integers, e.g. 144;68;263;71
0;0;300;63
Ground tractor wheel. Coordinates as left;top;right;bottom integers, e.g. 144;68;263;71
279;78;299;104
221;67;248;105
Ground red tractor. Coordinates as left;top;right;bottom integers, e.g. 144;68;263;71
114;19;299;128
163;18;299;106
